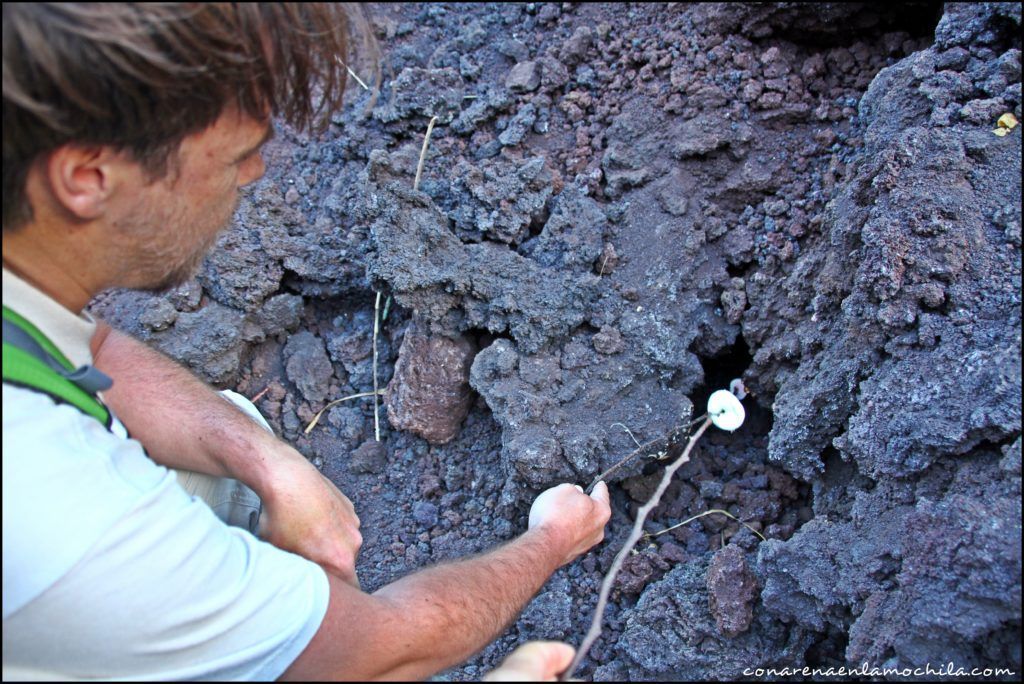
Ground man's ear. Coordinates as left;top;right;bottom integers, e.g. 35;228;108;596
43;144;124;221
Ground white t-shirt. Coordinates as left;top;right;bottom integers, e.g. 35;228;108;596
2;269;329;680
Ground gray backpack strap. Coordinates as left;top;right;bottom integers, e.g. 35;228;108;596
2;317;113;394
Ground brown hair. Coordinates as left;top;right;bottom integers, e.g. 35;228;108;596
3;2;376;230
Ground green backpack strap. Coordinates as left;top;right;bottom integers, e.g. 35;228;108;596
2;305;113;428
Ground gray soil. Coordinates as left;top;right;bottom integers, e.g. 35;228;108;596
90;2;1022;680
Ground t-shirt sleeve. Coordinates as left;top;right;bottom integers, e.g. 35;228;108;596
2;386;329;680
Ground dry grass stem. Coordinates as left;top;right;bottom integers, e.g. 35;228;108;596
414;115;439;192
373;290;382;442
588;414;707;491
303;390;386;435
336;56;369;90
563;417;713;681
645;508;767;543
611;422;643;448
250;386;271;403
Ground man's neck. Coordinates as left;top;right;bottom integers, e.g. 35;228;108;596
2;227;99;313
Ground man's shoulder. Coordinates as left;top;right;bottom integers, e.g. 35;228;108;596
3;379;330;679
4;380;102;434
2;381;140;469
2;382;174;617
2;380;171;511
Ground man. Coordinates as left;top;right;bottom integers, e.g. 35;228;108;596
2;4;611;680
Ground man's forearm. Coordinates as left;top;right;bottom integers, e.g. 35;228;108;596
374;527;563;679
285;525;569;682
90;322;282;494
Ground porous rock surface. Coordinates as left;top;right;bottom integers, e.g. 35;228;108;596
89;2;1021;680
594;556;814;681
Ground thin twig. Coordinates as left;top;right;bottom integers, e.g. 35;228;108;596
373;291;382;442
656;413;708;460
587;413;709;490
414;116;439;192
303;390;386;435
686;412;709;429
563;417;713;681
250;386;271;403
644;508;767;543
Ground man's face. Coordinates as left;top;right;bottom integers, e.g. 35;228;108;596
111;106;273;292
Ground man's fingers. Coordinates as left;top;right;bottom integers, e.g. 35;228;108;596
342;505;361;529
327;483;361;527
484;641;575;681
322;474;357;511
331;562;361;589
341;563;361;589
535;641;575;675
590;480;610;506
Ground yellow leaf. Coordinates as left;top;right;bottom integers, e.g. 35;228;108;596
993;128;1010;137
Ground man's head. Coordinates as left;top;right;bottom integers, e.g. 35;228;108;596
3;3;369;296
96;104;276;293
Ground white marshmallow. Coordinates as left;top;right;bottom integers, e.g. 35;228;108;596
708;389;745;431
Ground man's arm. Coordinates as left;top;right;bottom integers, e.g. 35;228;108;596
281;483;612;681
90;321;363;583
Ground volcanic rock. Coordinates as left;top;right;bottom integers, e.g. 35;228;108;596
385;318;477;445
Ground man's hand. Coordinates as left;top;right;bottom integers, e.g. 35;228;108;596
483;641;576;682
91;323;364;584
285;482;612;681
528;481;611;567
257;450;363;586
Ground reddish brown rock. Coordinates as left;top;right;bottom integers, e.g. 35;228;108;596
385;319;477;445
707;544;758;637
